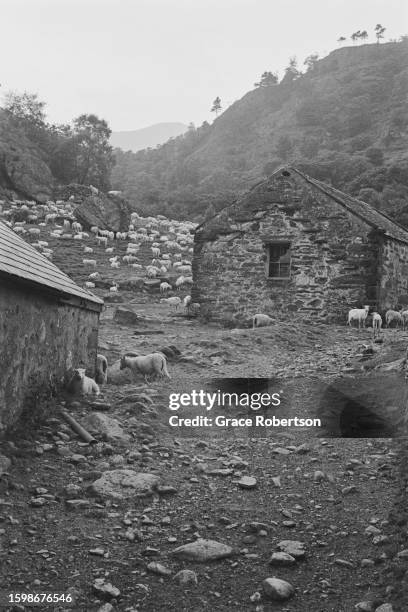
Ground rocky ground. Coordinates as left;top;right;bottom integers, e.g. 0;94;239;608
1;298;408;612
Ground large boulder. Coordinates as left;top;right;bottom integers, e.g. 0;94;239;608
54;184;131;232
0;111;54;201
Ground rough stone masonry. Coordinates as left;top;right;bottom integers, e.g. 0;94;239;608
192;167;408;325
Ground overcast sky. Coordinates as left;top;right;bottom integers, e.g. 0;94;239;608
1;0;406;132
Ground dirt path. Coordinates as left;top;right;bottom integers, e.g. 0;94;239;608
1;301;407;611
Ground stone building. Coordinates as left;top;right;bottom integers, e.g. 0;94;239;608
192;166;408;325
0;219;103;431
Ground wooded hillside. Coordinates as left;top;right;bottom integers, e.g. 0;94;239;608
111;40;408;223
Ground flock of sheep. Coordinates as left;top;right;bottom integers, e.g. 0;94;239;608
347;305;408;337
0;195;199;305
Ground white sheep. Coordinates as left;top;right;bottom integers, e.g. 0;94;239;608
96;236;108;247
175;276;185;290
160;296;182;310
84;246;94;254
105;247;114;253
111;261;120;268
28;228;41;237
120;353;171;382
402;310;408;331
110;284;119;292
83;259;97;267
385;309;402;329
146;266;158;278
160;282;172;294
88;272;100;280
347;305;370;329
183;295;192;310
67;368;100;396
372;312;382;338
72;221;82;233
85;281;95;289
253;313;273;329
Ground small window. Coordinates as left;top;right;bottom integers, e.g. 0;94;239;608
266;242;291;278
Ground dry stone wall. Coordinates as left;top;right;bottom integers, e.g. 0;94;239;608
0;282;99;431
378;238;408;310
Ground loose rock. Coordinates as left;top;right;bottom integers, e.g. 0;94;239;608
262;577;295;601
90;470;160;500
170;539;233;562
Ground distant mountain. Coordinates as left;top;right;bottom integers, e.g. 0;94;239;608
111;40;408;223
110;122;189;152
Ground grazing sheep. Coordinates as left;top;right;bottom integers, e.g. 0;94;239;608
160;296;182;310
83;259;97;267
88;272;100;280
84;246;94;254
175;275;185;290
96;236;108;247
72;221;82;233
67;368;100;396
85;281;95;289
160;282;172;294
402;310;408;331
253;313;274;329
28;228;41;238
106;247;114;253
347;305;370;329
151;247;160;257
120;353;171;382
73;233;83;240
372;312;382;338
90;226;99;234
95;354;108;385
183;295;192;310
385;309;402;329
110;284;119;292
63;219;71;229
146;266;158;278
111;260;120;268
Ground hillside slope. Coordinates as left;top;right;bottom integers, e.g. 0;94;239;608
111;122;188;152
111;41;408;222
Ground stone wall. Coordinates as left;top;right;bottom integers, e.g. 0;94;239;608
192;173;384;325
378;238;408;310
0;282;99;431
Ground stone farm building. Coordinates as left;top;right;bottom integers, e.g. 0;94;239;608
192;167;408;325
0;219;103;431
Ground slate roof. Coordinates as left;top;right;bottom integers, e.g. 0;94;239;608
290;167;408;245
196;166;408;245
0;219;103;307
